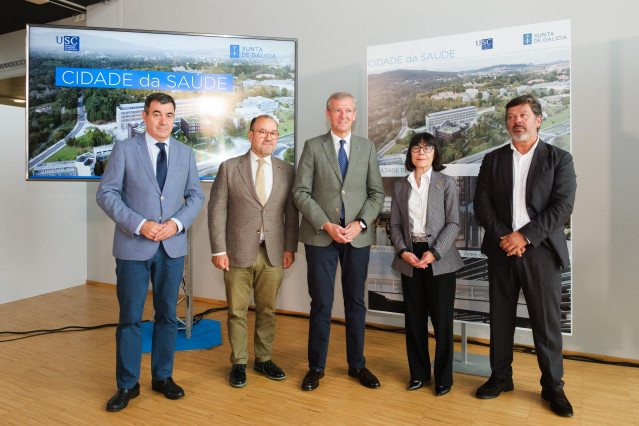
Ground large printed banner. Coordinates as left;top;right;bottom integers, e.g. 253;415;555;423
26;25;296;180
366;20;572;333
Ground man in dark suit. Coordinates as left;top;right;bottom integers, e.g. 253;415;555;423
292;92;385;391
208;115;298;388
473;95;576;417
97;93;205;412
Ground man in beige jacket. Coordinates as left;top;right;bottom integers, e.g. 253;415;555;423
208;115;298;388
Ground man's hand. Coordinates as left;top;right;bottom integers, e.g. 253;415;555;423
500;231;528;257
140;220;178;242
212;254;230;271
140;221;163;240
323;222;351;244
283;251;295;269
154;220;178;242
343;221;364;241
416;250;436;268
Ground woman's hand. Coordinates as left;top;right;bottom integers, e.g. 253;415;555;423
416;250;436;268
401;251;425;268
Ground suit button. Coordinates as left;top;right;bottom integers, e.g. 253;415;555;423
341;190;345;195
161;196;164;200
158;216;162;221
335;208;340;213
262;209;265;214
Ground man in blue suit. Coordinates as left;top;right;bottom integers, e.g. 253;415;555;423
97;93;204;412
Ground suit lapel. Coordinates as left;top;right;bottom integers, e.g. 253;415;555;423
136;135;161;194
322;132;343;182
237;151;261;204
266;158;284;207
165;137;181;191
397;176;411;229
526;140;548;202
497;145;514;220
345;136;362;183
428;171;445;202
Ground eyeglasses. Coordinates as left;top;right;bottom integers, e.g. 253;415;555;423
252;129;279;139
411;145;434;153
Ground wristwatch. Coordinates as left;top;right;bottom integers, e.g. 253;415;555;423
357;218;367;229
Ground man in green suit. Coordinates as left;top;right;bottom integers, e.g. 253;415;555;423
292;92;384;391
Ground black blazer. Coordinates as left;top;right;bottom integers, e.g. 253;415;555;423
473;140;576;269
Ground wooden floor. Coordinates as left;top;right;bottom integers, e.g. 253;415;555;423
1;284;638;425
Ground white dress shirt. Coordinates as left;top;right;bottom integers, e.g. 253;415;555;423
407;168;432;237
330;131;351;160
134;132;183;235
511;137;539;232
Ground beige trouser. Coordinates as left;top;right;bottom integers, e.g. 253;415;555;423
224;247;282;365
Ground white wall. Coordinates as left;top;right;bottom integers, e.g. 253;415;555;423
11;0;638;359
0;104;87;304
0;15;94;304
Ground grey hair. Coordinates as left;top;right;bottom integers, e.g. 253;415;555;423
326;92;356;111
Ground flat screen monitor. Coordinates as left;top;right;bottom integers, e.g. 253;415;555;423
26;24;297;181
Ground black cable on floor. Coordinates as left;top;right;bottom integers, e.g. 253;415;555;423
2;306;638;369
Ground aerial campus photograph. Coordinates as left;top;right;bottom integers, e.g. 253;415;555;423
365;31;573;332
26;27;296;179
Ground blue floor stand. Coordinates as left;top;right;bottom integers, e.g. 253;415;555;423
141;319;222;353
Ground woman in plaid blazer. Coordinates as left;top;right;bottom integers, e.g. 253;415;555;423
390;132;464;396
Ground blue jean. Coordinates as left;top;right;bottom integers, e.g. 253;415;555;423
115;244;184;388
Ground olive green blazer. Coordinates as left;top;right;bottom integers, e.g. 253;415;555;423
292;132;384;248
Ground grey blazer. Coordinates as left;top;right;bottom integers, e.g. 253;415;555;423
96;134;205;261
208;150;299;268
292;132;385;248
390;171;464;277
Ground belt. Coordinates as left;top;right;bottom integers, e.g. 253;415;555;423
411;236;429;243
259;241;266;247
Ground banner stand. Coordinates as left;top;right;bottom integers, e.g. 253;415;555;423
452;323;491;377
177;229;194;339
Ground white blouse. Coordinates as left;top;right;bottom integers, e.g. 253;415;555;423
407;168;432;237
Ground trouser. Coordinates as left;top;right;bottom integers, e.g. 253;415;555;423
224;246;283;365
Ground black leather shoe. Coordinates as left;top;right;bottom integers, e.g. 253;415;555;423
541;387;573;417
229;364;247;388
435;385;451;396
408;376;431;390
151;377;185;400
408;379;423;390
106;382;140;412
301;369;324;391
348;366;381;389
475;376;514;399
254;360;286;380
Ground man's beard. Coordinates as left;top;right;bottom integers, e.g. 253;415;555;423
510;126;532;142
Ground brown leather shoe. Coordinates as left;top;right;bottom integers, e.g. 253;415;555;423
301;369;324;391
348;366;380;389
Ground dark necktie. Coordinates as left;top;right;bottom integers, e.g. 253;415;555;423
338;139;348;220
338;139;348;179
156;142;167;191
